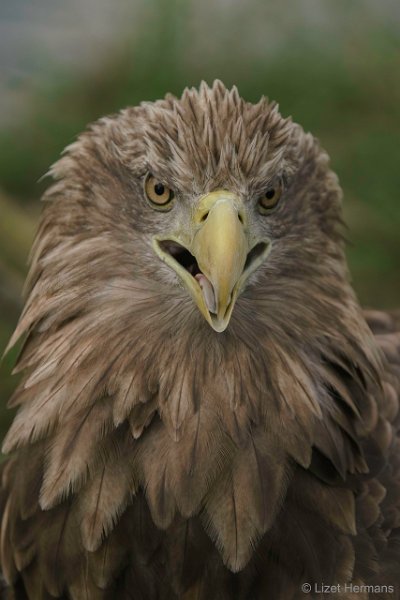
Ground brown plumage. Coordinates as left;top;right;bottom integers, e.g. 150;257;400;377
1;81;399;599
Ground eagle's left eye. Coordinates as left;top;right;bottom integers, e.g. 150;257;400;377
145;174;175;210
258;179;283;212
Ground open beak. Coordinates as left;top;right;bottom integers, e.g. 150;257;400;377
153;190;270;332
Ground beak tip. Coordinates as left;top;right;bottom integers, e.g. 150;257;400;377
209;311;231;333
210;321;229;333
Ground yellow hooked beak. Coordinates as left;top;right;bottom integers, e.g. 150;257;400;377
153;190;270;332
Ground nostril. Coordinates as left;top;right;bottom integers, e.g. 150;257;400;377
200;211;209;223
238;212;244;224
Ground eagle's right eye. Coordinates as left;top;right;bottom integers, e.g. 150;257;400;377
145;174;175;210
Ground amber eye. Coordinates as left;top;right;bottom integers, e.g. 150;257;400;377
258;179;283;212
145;174;175;209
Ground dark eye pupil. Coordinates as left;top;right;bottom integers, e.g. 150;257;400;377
265;189;275;200
154;183;165;196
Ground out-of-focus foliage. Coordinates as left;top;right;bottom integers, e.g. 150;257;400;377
0;0;399;437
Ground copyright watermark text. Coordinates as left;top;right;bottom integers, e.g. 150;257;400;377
301;582;395;595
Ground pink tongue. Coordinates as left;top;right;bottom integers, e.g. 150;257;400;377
195;273;216;314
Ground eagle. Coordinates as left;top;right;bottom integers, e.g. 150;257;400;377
0;81;399;600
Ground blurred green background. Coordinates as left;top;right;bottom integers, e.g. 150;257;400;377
0;0;399;441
